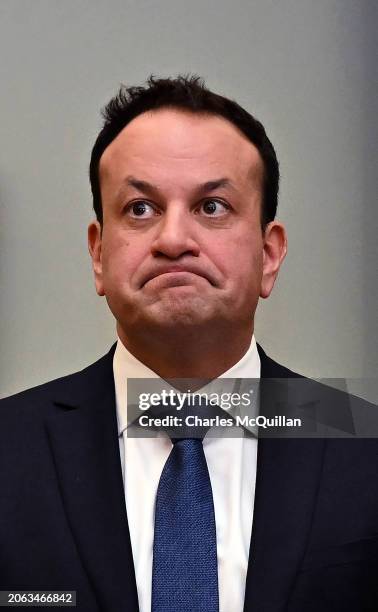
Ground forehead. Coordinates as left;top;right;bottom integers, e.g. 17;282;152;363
99;108;263;189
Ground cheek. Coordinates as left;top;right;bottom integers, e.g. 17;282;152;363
101;234;141;288
215;235;263;285
233;253;263;297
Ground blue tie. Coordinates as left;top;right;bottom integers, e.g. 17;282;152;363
151;435;219;612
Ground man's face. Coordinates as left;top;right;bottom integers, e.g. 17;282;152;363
88;109;286;342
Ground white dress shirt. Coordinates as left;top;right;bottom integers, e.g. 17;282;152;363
113;336;260;612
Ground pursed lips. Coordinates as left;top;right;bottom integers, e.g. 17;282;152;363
141;266;216;288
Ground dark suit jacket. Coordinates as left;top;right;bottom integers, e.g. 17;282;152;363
1;344;377;611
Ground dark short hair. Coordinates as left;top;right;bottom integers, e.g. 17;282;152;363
89;75;279;228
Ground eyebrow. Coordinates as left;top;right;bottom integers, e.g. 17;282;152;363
118;175;237;199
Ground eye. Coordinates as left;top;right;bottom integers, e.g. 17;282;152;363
199;198;230;217
126;200;157;219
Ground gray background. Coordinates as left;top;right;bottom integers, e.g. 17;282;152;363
1;0;377;398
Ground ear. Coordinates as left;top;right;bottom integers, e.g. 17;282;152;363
260;221;287;299
88;220;105;296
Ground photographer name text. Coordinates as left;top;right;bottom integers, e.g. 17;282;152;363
138;414;302;429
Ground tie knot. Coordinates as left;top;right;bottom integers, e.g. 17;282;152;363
171;436;204;445
147;397;228;442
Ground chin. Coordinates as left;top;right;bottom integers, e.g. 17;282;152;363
141;294;219;330
149;306;209;328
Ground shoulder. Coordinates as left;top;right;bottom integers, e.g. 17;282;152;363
257;343;303;379
258;343;378;444
0;343;117;423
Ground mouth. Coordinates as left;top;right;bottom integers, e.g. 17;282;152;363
141;267;216;289
143;270;210;289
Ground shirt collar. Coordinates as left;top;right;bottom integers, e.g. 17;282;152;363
114;335;261;437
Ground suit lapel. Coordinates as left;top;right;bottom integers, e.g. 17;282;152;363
243;347;326;612
46;345;139;612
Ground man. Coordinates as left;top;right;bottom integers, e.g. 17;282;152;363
1;76;377;612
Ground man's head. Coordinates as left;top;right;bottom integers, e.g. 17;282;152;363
88;76;287;372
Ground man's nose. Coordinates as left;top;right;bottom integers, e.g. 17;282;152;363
150;207;200;259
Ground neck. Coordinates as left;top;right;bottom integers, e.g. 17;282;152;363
117;322;254;379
